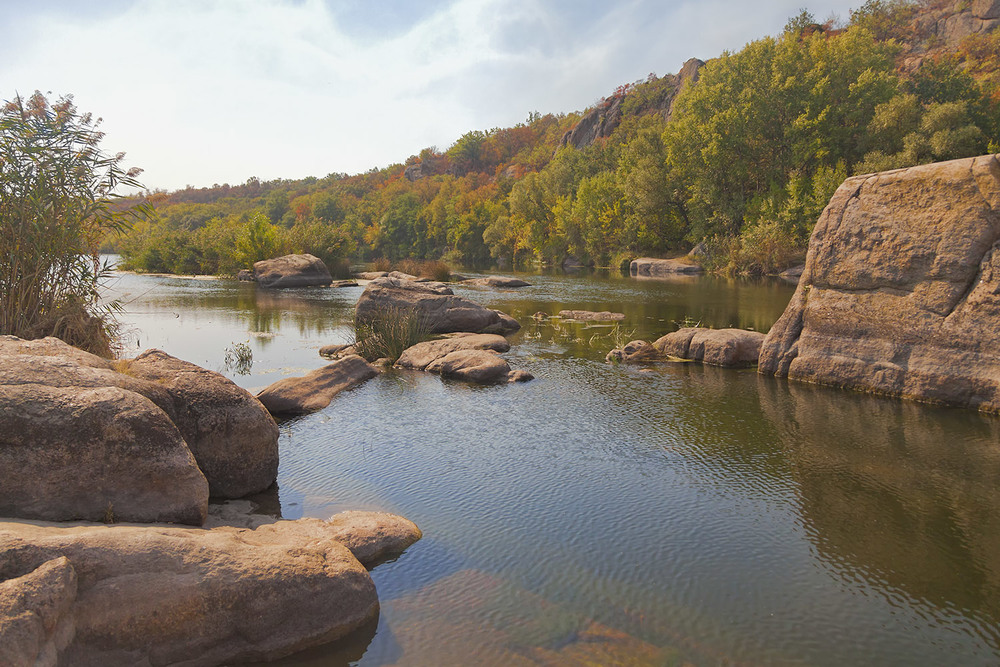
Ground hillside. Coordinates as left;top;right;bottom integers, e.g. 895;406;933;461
117;0;1000;277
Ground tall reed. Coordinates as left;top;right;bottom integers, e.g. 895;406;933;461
353;306;430;362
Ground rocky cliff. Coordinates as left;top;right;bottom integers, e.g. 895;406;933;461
759;153;1000;412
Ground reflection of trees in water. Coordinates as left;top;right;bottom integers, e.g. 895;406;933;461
758;378;1000;624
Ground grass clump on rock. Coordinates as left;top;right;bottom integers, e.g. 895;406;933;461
0;91;147;357
353;306;430;363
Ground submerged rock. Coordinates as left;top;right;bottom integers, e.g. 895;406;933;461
256;355;377;415
759;153;1000;411
0;511;420;666
356;277;520;335
461;276;531;288
558;310;625;321
655;327;765;367
253;253;333;289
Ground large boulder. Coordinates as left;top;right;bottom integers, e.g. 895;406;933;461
759;154;1000;412
256;355;377;416
0;338;279;502
630;257;704;276
126;350;280;499
355;277;521;335
253;253;332;289
0;384;209;525
0;512;420;666
655;327;765;367
426;349;512;384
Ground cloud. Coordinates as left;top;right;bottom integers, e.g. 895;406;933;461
0;0;860;191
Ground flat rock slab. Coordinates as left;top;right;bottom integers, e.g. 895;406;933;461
331;280;359;288
630;257;704;276
355;271;388;280
759;153;1000;411
397;333;511;370
356;277;520;335
256;355;377;415
0;511;420;666
655;327;765;367
254;253;332;288
558;310;625;321
461;276;531;288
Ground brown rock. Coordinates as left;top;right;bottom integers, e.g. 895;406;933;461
319;343;357;358
355;277;520;335
974;0;1000;19
426;349;511;384
507;369;535;383
630;257;704;276
397;333;511;370
331;279;358;288
355;271;388;280
605;340;662;363
461;276;531;288
0;384;209;525
655;327;764;367
256;355;377;415
0;557;77;667
253;253;333;289
322;511;423;566
759;154;1000;412
0;513;417;666
236;269;255;282
558;310;625;321
127;349;280;499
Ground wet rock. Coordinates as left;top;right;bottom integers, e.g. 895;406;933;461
760;153;1000;412
0;384;209;525
356;277;520;335
426;349;512;384
655;327;765;367
558;310;625;321
256;355;377;416
397;333;511;371
606;340;661;363
253;253;333;289
0;511;419;666
355;271;388;280
319;343;357;358
507;370;535;383
461;276;531;288
630;257;704;276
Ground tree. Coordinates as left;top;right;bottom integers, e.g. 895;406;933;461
0;91;146;356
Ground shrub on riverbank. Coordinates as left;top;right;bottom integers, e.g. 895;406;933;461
0;92;146;356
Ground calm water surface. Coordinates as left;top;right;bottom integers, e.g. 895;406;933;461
104;264;1000;666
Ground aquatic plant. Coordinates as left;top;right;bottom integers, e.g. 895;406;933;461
223;340;254;375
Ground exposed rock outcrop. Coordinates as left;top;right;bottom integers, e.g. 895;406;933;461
461;276;531;288
605;340;661;364
396;333;532;384
356;277;521;335
253;253;333;289
427;349;512;384
759;154;1000;412
0;512;420;667
396;333;511;370
256;355;377;416
630;257;704;277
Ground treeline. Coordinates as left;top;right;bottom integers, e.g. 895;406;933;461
118;0;1000;276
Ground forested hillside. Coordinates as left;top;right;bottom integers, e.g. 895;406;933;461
117;0;1000;276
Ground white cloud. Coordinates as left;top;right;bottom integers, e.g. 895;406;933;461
0;0;860;191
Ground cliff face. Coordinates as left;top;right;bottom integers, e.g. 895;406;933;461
759;153;1000;412
559;58;704;151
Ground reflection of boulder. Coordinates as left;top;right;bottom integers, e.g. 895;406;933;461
757;378;1000;614
760;154;1000;413
0;511;420;666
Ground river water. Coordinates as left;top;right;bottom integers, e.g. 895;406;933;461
104;265;1000;666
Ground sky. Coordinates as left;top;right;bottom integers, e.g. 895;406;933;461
1;0;862;192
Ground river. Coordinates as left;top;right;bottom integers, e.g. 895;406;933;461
104;264;1000;666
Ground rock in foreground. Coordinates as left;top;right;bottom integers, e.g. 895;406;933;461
253;253;333;289
759;154;1000;412
0;512;420;667
256;355;377;415
356;277;520;335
